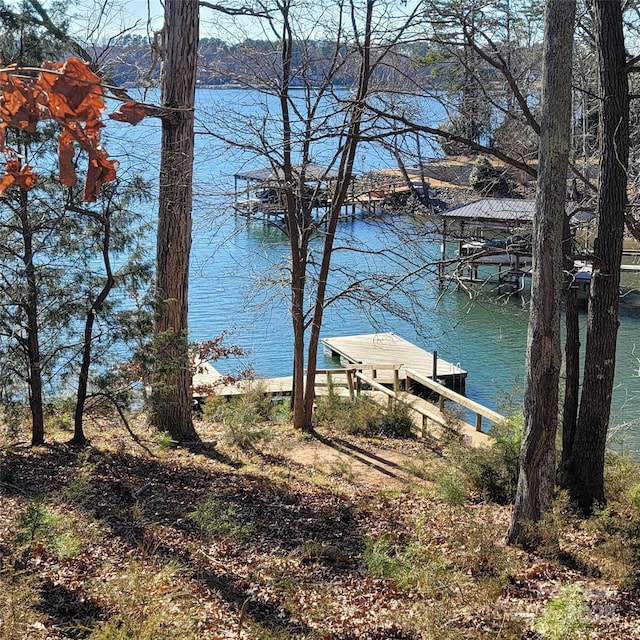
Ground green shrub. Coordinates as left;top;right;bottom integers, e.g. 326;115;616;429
0;557;41;640
368;402;415;438
59;449;95;508
14;501;85;559
435;468;468;506
315;393;415;438
448;516;510;580
363;536;424;590
152;430;176;451
214;383;275;449
534;584;591;640
45;396;76;433
604;451;640;504
0;403;27;443
455;419;521;504
592;474;640;589
15;501;57;550
363;535;460;598
315;393;373;431
189;491;254;542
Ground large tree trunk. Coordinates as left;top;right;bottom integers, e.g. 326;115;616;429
506;0;576;548
150;0;200;442
558;0;629;513
19;188;45;445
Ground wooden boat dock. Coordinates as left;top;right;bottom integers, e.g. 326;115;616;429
321;332;466;390
191;334;503;447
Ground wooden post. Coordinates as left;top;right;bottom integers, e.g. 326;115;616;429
346;369;355;400
393;367;400;393
439;395;445;412
432;351;438;380
475;413;483;432
234;176;238;211
441;220;447;261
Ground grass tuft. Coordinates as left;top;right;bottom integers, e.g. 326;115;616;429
190;491;254;542
534;584;591;640
87;561;202;640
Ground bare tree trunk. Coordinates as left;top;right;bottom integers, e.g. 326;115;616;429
73;210;114;445
151;0;200;442
506;0;576;548
302;1;375;430
18;188;45;445
561;215;580;463
276;0;311;432
559;0;628;513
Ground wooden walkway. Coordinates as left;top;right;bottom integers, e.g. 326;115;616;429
191;334;501;447
321;333;466;388
193;361;295;397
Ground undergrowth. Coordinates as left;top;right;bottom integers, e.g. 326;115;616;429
0;556;41;640
190;490;255;542
450;417;522;504
534;584;591;640
2;412;640;638
201;381;282;448
364;508;511;602
87;560;203;640
314;391;415;438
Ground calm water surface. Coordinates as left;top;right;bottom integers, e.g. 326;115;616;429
106;89;640;451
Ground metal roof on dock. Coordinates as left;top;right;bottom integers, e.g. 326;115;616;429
439;198;595;226
441;198;535;223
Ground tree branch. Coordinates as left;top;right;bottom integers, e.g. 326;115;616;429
198;2;270;17
462;23;540;135
26;0;95;67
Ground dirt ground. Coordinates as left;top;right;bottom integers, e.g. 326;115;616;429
287;435;428;489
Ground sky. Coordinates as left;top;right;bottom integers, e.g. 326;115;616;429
74;0;425;44
70;0;163;40
124;0;162;28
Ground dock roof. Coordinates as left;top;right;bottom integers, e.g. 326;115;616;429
441;198;535;223
234;163;342;182
440;198;595;226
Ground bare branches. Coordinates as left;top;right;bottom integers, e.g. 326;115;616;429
26;0;95;67
199;2;271;17
461;23;540;135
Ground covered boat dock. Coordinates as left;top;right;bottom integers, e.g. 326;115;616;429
233;163;358;219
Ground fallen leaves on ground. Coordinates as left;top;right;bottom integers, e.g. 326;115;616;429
1;419;639;639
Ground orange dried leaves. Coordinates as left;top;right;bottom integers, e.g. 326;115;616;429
109;100;146;125
0;158;36;196
0;57;143;201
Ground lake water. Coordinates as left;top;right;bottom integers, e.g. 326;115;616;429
106;88;640;452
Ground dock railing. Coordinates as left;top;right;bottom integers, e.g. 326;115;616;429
404;367;505;432
315;364;402;404
314;364;505;438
